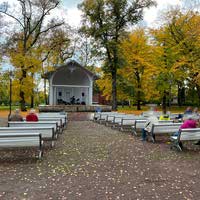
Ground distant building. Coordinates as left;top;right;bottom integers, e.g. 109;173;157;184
43;60;96;105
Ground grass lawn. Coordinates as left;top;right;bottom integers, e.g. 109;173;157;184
118;105;188;114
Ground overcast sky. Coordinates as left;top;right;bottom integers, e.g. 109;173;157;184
62;0;182;28
0;0;182;71
0;0;182;28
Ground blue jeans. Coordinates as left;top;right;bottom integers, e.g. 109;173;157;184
142;128;147;141
173;131;179;136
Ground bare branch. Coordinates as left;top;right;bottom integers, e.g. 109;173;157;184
0;2;24;28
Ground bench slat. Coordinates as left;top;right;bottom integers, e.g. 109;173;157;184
0;133;43;159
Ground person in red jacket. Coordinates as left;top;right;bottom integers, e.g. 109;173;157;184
26;109;38;122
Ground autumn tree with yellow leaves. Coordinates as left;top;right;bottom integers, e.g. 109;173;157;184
151;9;200;106
0;0;65;110
79;0;156;110
119;28;158;110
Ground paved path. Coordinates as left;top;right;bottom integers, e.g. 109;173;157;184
0;113;200;199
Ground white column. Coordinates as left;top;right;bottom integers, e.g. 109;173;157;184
89;80;93;105
54;87;57;105
49;79;53;105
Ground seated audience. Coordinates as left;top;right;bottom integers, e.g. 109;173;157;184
159;114;170;120
193;107;199;119
184;106;193;115
141;112;158;141
9;109;23;121
174;115;199;146
26;109;38;122
180;115;197;129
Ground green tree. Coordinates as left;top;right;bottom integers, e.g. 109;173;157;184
120;28;158;110
150;9;200;107
0;0;64;110
78;0;156;110
0;71;9;105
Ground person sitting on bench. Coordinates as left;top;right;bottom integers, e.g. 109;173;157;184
141;112;158;141
9;109;23;121
174;115;199;146
26;109;38;122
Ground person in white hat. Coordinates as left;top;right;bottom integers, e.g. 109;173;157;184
26;109;38;122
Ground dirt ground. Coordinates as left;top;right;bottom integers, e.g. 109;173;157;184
0;113;200;200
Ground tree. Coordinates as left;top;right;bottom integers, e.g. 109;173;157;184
164;10;200;105
37;25;74;105
0;0;64;110
0;71;9;105
120;28;158;110
78;0;156;110
150;8;200;108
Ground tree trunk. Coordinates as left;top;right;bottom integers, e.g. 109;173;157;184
19;69;27;111
136;70;141;110
30;73;34;108
196;85;200;106
111;68;117;111
137;94;141;110
162;91;167;113
180;87;185;105
20;90;26;111
44;79;48;105
178;83;185;106
31;92;34;108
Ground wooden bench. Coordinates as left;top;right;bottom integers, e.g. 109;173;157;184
24;117;64;133
170;128;200;151
131;120;147;135
38;112;67;128
39;112;67;117
0;127;56;147
131;120;175;136
37;117;63;132
149;123;182;143
38;115;67;129
93;112;101;122
105;113;125;126
98;112;118;124
8;121;59;134
93;112;118;123
119;116;147;131
111;115;128;129
0;133;43;159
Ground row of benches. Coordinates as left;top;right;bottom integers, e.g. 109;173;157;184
0;112;68;159
93;112;200;151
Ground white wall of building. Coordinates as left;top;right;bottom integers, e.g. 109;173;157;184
48;61;94;105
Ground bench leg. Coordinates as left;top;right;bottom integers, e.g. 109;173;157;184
38;141;44;159
170;141;183;151
150;133;155;143
51;141;55;148
38;150;43;159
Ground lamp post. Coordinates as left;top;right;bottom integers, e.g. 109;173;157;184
8;71;13;121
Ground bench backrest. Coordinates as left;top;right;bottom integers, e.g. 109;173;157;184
151;123;182;134
134;120;148;129
38;112;67;117
23;117;62;127
142;111;162;118
0;133;42;148
179;128;200;141
121;117;147;125
0;127;55;140
38;115;67;124
37;118;62;126
8;122;58;132
113;116;126;123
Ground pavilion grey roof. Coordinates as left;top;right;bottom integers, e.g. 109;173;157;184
42;60;96;79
